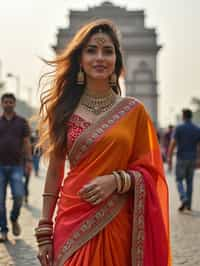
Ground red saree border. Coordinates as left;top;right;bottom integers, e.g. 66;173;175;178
68;97;138;167
131;171;145;266
53;194;128;266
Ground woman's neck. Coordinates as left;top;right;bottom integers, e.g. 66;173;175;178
85;79;111;97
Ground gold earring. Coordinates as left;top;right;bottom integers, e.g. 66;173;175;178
77;66;85;85
109;72;117;86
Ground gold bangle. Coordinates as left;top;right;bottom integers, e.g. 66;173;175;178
35;229;53;234
125;172;131;192
112;171;122;192
42;192;58;198
38;240;53;247
118;171;131;193
35;225;53;231
127;173;132;190
124;171;131;192
117;171;125;193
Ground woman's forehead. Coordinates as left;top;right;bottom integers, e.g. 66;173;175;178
86;32;114;47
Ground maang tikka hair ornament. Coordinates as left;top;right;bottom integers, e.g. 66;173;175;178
77;65;85;85
94;28;106;46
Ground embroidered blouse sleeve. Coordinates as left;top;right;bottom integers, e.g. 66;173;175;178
67;114;91;151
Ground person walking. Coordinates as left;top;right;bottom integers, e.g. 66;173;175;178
0;93;32;241
31;130;42;177
168;108;200;211
35;19;171;266
23;153;32;205
162;125;174;162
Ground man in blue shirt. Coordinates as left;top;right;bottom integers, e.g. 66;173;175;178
168;109;200;211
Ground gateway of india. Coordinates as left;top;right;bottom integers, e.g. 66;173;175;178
53;1;162;126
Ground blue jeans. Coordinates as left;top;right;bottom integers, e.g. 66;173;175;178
32;155;40;175
0;165;24;233
175;159;195;208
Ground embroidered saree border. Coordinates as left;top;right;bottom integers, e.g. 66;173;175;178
131;171;145;266
54;194;128;266
68;97;138;167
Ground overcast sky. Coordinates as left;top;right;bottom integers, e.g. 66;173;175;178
0;0;200;126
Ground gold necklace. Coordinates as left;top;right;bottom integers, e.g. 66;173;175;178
80;89;117;115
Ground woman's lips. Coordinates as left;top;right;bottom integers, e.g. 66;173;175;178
93;66;106;71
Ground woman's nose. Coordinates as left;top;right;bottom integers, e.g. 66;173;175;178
96;51;103;60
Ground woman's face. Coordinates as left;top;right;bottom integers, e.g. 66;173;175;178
81;32;116;82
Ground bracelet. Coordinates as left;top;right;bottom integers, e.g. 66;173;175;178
38;240;53;247
120;171;131;193
113;170;132;194
35;219;53;244
35;226;53;244
126;170;135;188
112;171;122;193
35;227;53;234
42;192;58;198
117;171;126;193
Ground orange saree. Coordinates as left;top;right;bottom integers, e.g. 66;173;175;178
53;97;171;266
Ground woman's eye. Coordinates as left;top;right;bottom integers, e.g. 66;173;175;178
104;49;114;55
86;48;96;54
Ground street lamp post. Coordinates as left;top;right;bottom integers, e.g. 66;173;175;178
7;73;20;98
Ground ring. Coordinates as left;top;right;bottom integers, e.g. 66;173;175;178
89;195;100;203
93;198;102;205
86;190;96;197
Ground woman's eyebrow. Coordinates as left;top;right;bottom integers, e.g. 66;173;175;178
86;44;97;48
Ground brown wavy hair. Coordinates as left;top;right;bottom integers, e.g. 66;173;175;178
37;19;125;159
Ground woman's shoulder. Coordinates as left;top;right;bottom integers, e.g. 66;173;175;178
120;96;152;122
121;96;146;111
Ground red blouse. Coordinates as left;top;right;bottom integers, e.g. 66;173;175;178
67;114;91;151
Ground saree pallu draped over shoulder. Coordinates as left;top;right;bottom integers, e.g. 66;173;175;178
53;97;171;266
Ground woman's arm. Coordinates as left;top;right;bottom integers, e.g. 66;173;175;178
40;154;65;221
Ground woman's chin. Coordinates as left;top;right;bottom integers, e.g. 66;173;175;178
89;74;109;80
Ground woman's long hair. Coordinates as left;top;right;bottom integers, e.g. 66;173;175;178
38;19;125;159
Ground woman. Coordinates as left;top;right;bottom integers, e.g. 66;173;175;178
35;19;171;266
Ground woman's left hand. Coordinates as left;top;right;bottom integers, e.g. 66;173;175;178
78;174;117;205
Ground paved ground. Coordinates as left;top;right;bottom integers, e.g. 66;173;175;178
0;165;200;265
168;168;200;265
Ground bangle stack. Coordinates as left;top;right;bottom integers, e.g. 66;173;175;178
112;170;131;193
35;219;53;247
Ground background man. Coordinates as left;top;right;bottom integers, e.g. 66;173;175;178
168;109;200;211
0;93;32;241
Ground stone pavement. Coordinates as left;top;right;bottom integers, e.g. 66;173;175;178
169;168;200;265
0;167;200;265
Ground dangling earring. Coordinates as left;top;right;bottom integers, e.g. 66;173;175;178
77;65;85;85
109;72;117;87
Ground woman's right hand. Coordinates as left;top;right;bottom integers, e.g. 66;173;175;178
37;243;53;266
